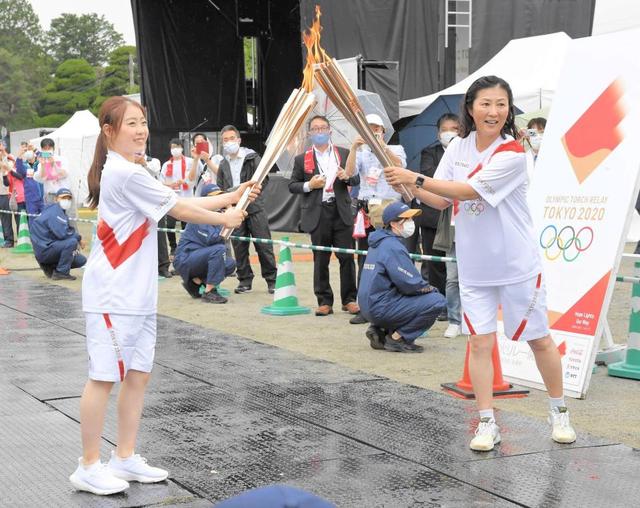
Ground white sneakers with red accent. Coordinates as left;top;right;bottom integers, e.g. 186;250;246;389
107;451;169;483
69;458;129;495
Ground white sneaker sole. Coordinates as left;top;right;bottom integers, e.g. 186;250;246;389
69;474;128;495
109;470;168;483
552;432;577;444
469;431;502;451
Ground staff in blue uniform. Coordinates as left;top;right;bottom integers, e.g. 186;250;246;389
30;187;86;280
358;201;446;353
173;183;236;304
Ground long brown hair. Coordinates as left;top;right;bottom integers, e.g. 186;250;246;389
87;97;146;208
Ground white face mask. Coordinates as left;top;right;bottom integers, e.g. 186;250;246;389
59;199;72;210
224;141;240;155
439;131;458;148
23;150;34;160
530;135;543;151
395;219;415;238
170;147;183;157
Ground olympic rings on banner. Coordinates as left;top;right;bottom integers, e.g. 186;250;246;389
463;200;485;216
539;224;594;262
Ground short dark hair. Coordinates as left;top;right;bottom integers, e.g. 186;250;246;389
436;113;459;130
220;125;240;137
41;138;55;149
307;115;330;129
192;132;208;143
459;75;518;140
169;138;182;146
527;117;547;130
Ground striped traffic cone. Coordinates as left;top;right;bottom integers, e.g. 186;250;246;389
11;212;33;254
608;261;640;380
441;336;530;398
261;236;310;316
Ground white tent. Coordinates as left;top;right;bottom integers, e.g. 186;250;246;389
30;110;100;205
399;32;572;119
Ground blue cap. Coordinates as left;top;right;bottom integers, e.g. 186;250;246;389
382;200;421;225
214;485;335;508
55;188;72;197
201;183;222;197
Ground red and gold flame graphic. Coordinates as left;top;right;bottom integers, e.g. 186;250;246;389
561;79;625;184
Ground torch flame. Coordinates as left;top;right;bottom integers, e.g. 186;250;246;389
302;5;330;92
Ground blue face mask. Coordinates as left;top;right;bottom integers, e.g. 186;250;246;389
311;133;330;146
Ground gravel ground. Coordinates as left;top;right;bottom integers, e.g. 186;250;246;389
1;218;638;448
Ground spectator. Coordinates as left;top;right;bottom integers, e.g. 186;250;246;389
1;144;25;233
188;132;220;197
216;125;277;294
289;115;360;317
345;113;407;325
524;117;546;162
173;184;236;304
417;113;461;327
358;201;446;353
16;142;44;227
161;138;194;255
30;188;86;280
134;152;172;278
0;142;16;247
33;138;70;204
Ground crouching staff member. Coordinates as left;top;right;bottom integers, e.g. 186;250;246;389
173;184;236;304
30;188;86;280
289;115;360;317
358;201;445;353
385;75;576;451
72;96;258;496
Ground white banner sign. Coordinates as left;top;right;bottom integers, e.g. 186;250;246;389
498;28;640;398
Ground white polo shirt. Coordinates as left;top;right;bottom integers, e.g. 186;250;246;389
434;132;541;286
161;156;194;198
82;151;177;315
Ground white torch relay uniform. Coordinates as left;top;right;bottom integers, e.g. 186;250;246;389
433;132;549;341
82;151;177;381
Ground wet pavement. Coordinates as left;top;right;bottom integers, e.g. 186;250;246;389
1;275;639;507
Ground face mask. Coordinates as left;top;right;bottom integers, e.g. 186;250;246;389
170;147;183;157
223;141;240;155
311;133;330;146
59;199;71;210
530;135;543;151
23;151;34;160
41;150;52;158
439;131;457;148
395;220;415;238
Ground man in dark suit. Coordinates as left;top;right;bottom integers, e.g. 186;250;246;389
411;113;460;313
289;115;360;316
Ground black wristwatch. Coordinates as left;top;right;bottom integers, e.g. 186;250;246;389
415;175;425;188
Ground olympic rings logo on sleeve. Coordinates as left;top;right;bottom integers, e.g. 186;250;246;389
463;199;485;216
539;225;594;262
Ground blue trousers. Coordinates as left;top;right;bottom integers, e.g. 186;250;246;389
175;244;236;286
35;237;86;274
365;291;446;342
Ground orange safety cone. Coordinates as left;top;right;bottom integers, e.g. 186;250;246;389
0;267;9;275
441;335;529;399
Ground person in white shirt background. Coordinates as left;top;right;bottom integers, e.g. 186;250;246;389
385;75;576;453
188;132;220;197
161;138;194;255
70;95;259;496
33;137;70;204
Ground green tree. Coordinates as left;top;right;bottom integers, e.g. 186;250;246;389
47;13;125;67
99;46;140;97
0;0;43;58
0;49;39;130
38;59;98;126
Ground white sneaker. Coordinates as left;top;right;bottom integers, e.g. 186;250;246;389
69;458;129;495
549;407;577;444
470;417;501;451
444;324;461;338
108;451;169;483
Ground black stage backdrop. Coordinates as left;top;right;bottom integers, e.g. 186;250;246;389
131;0;248;158
299;0;440;103
470;0;596;72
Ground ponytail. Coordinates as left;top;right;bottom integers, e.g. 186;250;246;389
87;131;107;209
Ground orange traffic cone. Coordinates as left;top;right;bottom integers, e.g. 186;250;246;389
441;335;529;399
0;267;9;275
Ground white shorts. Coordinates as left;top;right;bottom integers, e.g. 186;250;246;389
85;313;157;382
459;274;550;342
